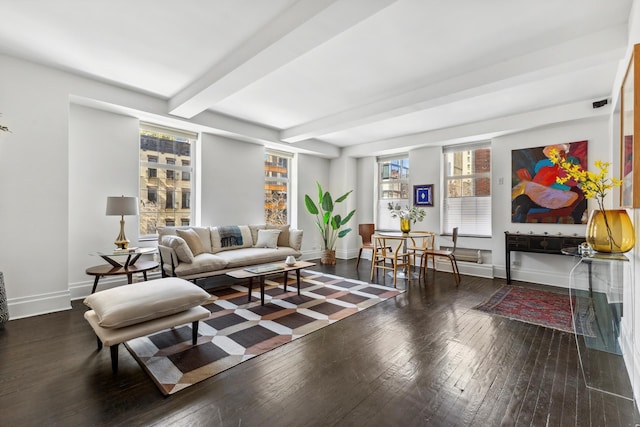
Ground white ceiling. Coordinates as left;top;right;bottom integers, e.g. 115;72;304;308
0;0;633;155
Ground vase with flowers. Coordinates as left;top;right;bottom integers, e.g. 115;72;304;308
387;203;426;234
549;149;635;253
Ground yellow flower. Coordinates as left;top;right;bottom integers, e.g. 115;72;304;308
548;148;621;209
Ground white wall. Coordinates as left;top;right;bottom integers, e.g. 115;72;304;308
68;105;141;297
200;133;265;226
297;153;330;257
1;56;73;318
329;155;358;259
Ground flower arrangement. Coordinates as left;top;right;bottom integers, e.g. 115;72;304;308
548;149;621;212
548;148;629;252
387;203;426;223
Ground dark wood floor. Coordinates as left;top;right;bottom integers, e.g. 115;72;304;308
1;259;638;426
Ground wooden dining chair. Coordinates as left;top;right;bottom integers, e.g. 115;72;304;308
420;227;461;286
370;234;410;287
356;223;376;269
406;231;435;280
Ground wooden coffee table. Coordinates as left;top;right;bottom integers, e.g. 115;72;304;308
226;261;316;305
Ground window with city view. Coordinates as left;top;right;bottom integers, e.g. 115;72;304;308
139;124;196;238
443;143;491;236
377;156;409;230
264;151;291;225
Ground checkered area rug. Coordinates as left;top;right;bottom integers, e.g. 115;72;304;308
125;270;404;395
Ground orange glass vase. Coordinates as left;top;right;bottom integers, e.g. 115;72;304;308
586;209;635;253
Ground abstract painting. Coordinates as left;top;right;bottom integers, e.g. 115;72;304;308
511;140;588;224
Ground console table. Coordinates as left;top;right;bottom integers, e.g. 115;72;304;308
505;232;585;284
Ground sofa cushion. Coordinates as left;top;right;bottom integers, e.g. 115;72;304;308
289;229;303;251
248;224;267;245
174;253;228;276
210;225;253;252
83;278;210;329
162;235;194;263
158;226;213;253
216;247;301;268
268;224;290;247
176;228;205;256
254;229;280;248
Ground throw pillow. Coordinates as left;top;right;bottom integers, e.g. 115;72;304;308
248;224;267;245
162;235;194;263
176;228;205;256
84;278;211;328
267;224;290;247
254;229;281;248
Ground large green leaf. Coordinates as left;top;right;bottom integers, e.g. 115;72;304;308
322;211;331;225
331;215;341;230
321;191;333;212
304;195;318;215
338;228;352;238
316;182;324;205
334;190;353;203
341;209;356;225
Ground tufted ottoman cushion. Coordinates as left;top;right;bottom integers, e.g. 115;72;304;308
83;277;211;373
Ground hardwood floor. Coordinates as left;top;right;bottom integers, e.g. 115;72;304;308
1;259;638;426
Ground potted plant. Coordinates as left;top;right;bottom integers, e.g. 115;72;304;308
304;182;356;264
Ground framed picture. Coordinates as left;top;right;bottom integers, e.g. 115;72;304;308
414;184;434;206
511;140;588;224
620;43;640;208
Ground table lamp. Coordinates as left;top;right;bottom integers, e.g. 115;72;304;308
106;196;139;249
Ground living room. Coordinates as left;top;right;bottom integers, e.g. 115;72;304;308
1;1;640;424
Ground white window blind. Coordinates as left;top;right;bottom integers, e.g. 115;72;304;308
442;142;491;236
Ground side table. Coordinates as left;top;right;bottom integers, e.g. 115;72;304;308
566;250;634;400
86;248;158;293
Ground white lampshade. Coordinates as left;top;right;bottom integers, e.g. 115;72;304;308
106;196;139;216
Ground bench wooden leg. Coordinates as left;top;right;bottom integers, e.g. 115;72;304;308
192;321;199;345
110;344;119;374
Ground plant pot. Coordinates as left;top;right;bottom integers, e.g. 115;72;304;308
586;209;635;253
400;218;411;234
321;249;336;265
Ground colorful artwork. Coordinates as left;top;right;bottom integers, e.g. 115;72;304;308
511;140;588;224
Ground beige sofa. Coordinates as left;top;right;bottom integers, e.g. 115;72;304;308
157;224;303;281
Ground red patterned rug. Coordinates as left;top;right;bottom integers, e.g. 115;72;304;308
125;270;403;395
473;285;594;336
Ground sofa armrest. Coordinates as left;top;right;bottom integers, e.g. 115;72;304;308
158;244;179;277
289;229;303;251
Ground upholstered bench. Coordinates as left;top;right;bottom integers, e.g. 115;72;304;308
83;277;211;373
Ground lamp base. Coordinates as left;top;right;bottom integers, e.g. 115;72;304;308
114;216;130;249
114;239;130;250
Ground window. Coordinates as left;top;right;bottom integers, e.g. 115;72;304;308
181;160;190;181
443;142;491;236
181;218;190;226
166;158;175;180
147;155;158;178
140;123;196;238
181;190;190;209
377;156;409;230
264;150;292;226
165;190;175;209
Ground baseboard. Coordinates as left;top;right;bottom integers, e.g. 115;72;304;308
435;259;493;278
7;290;71;320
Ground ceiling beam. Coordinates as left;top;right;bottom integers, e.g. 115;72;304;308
168;0;398;119
281;25;626;143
